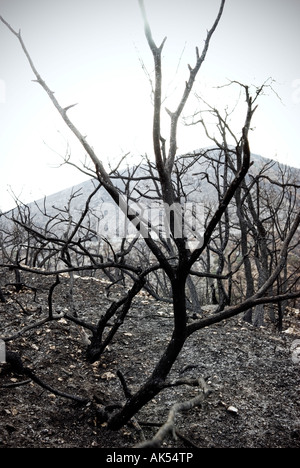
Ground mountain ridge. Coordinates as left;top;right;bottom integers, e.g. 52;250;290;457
2;151;299;244
31;151;298;212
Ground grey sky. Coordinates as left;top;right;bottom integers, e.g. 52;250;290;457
0;0;299;211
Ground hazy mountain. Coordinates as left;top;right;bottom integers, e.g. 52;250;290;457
29;152;285;210
3;151;299;243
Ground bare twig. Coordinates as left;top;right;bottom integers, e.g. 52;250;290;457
165;0;226;175
117;370;132;400
0;379;31;388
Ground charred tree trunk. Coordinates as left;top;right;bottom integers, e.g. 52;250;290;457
108;272;188;430
86;277;145;362
0;287;6;303
235;198;254;323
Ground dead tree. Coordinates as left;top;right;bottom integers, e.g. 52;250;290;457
187;82;300;326
1;0;299;432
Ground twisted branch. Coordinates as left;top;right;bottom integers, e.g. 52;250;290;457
135;377;211;448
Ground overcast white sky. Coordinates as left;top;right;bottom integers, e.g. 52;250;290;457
0;0;299;211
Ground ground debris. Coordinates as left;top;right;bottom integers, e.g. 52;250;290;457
0;271;299;448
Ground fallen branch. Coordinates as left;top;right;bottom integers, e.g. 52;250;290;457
138;421;201;448
1;275;63;342
4;351;89;404
175;429;201;449
0;379;31;388
14;298;41;316
1;316;51;342
135;377;211;448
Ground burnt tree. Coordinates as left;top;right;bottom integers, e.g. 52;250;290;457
1;0;299;432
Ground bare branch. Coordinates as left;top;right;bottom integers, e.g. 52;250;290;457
187;209;300;336
0;16;110;186
135;377;211;448
0;15;174;274
4;352;89;404
138;0;167;179
166;0;226;174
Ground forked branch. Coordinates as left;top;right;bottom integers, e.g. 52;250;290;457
166;0;226;174
138;0;226;183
